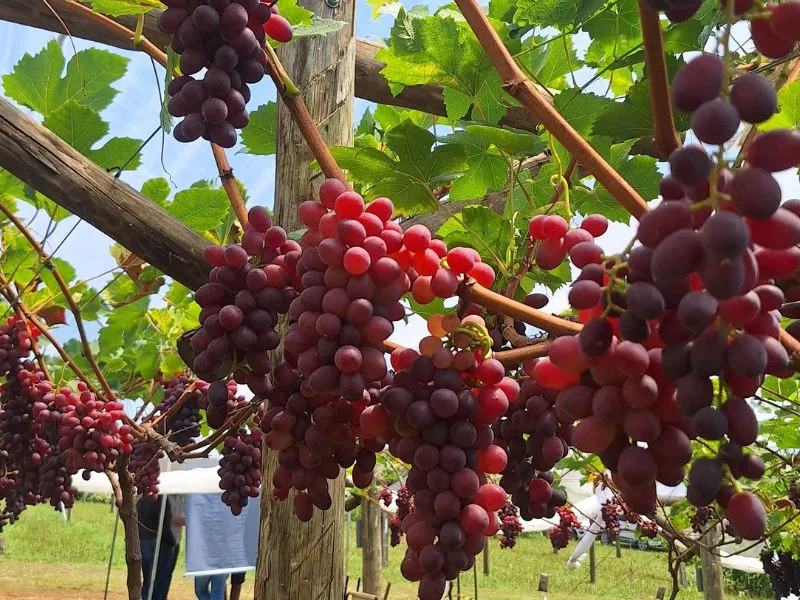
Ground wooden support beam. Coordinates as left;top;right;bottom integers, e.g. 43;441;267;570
0;97;210;291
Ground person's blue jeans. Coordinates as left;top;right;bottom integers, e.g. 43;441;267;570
194;574;228;600
141;539;178;600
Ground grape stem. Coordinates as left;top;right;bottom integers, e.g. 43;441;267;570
149;380;199;429
47;0;251;232
0;201;119;402
637;0;680;159
452;0;650;220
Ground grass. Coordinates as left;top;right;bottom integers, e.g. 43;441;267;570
0;500;765;600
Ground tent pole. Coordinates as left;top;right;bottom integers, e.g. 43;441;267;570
105;511;121;600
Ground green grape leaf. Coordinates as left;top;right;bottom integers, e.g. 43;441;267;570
42;100;108;154
356;108;376;137
374;104;433;131
592;79;657;141
87;0;162;16
164;187;230;232
442;130;508;201
464;124;546;157
331;119;467;216
2;40;65;116
293;17;347;39
553;89;615;138
98;298;149;355
761;79;800;132
141;178;171;206
367;0;402;18
523;35;581;91
514;0;580;28
240;102;278;155
87;137;144;172
276;0;314;26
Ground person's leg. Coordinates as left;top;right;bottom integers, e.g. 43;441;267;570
140;539;156;600
230;572;244;600
194;575;211;600
152;543;176;600
162;543;180;598
209;573;228;600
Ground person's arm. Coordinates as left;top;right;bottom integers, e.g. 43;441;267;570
171;495;186;527
171;516;185;526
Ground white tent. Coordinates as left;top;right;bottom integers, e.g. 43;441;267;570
74;456;223;495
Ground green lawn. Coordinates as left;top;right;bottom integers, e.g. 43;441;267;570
0;499;764;600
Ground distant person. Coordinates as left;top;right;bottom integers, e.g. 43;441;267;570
194;572;228;600
138;495;178;600
230;572;246;600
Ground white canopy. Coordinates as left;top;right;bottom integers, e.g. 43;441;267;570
74;456;224;495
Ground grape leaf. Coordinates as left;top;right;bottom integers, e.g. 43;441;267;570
165;188;230;232
523;35;581;91
43;101;108;155
761;79;800;132
331;119;466;216
2;40;65;116
356;108;376;138
553;89;615;138
276;0;314;27
87;0;162;16
514;0;581;28
442;130;508;201
293;17;347;39
240;102;277;156
374;104;433;131
141;178;171;206
367;0;402;18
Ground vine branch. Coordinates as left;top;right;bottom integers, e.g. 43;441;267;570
638;0;681;159
452;0;650;220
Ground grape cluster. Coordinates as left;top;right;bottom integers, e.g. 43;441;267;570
548;505;579;551
762;550;800;600
218;426;263;515
601;501;621;540
155;374;211;445
493;371;570;521
638;519;658;539
789;480;800;509
529;212;608;271
750;2;800;60
159;0;293;147
377;486;392;506
498;501;523;549
378;316;513;600
130;442;163;500
390;486;414;547
690;506;712;534
261;362;387;519
192;205;290;391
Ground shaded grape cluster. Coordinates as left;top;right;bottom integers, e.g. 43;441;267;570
762;550;800;600
159;0;293;147
601;501;621;541
130;442;164;500
155;373;211;445
389;486;414;547
218;426;263;515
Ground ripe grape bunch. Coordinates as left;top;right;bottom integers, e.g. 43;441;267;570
130;442;164;500
390;486;414;547
155;373;211;445
498;500;523;549
218;425;263;515
529;212;609;272
601;501;621;541
762;550;800;600
159;0;294;147
192;205;290;395
376;314;515;600
492;366;570;521
549;506;579;551
205;379;239;429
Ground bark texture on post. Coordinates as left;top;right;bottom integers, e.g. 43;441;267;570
699;526;724;600
361;494;383;595
253;1;355;598
117;456;143;600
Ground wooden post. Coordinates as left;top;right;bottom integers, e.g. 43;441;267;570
615;536;621;558
0;531;5;556
695;566;704;592
483;536;490;576
678;562;688;588
699;526;723;600
538;573;549;592
656;585;666;599
361;493;382;595
589;542;596;584
253;0;355;598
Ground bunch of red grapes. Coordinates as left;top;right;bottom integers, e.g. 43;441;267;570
155;373;211;445
601;501;621;540
530;212;608;271
375;314;517;600
549;505;579;551
493;369;570;521
204;378;240;429
390;486;414;546
377;486;392;506
498;500;523;549
218;425;263;515
159;0;293;147
762;549;800;600
130;442;164;500
527;29;800;534
192;205;289;392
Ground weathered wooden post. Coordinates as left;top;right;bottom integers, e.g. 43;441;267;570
253;0;355;597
